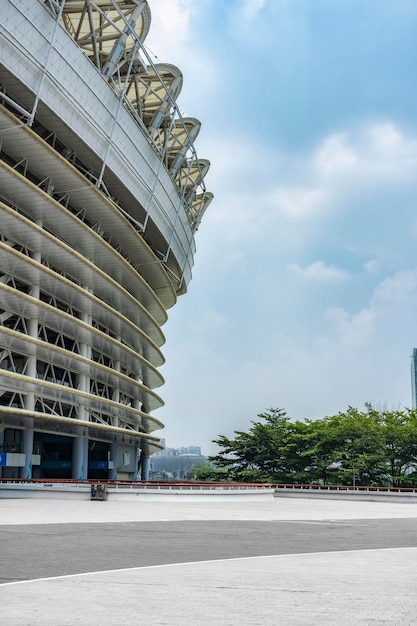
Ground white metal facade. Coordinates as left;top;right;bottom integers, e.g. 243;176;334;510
0;0;212;480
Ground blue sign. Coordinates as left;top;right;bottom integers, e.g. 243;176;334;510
89;461;108;470
0;453;7;467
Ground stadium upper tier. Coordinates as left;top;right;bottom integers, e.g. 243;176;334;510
0;0;212;480
2;0;213;297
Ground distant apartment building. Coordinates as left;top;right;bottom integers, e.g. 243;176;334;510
411;349;417;408
153;444;202;457
150;444;206;478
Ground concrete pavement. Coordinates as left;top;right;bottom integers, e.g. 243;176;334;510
1;496;417;625
4;495;417;524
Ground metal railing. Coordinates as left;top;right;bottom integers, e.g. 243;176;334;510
3;478;417;494
273;483;417;493
0;478;273;491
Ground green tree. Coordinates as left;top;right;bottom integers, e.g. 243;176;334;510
369;406;417;486
304;406;383;485
302;405;417;486
209;408;313;483
191;463;229;481
208;405;417;487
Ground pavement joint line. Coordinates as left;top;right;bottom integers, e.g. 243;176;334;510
1;518;368;526
280;519;369;526
1;545;416;588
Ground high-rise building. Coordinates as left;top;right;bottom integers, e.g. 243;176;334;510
411;349;417;409
0;1;212;481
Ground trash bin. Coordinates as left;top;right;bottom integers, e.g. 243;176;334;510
90;484;97;500
97;484;107;501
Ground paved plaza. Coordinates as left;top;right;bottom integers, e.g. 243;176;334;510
1;495;417;625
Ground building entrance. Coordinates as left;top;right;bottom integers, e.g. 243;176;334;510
88;440;111;480
34;433;72;479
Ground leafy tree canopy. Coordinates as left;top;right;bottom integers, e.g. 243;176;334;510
207;405;417;487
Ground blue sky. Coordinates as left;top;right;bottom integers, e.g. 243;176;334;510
146;0;417;454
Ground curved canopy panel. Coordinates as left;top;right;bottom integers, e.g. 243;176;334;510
188;191;214;232
62;0;152;70
177;158;210;193
164;118;201;156
158;117;201;174
123;63;183;131
60;1;212;237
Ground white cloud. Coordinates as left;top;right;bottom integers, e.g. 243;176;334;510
315;133;358;175
205;120;417;240
190;308;233;337
144;0;219;101
268;186;324;219
144;0;196;62
366;123;412;157
372;269;417;309
364;260;379;274
235;0;266;29
289;261;351;282
203;120;417;302
315;123;417;184
323;306;375;349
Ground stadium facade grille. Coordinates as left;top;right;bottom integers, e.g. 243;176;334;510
0;0;212;481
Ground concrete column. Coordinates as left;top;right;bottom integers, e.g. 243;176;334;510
20;428;34;480
141;454;150;481
20;288;39;479
73;304;92;480
140;441;150;481
73;367;88;480
112;356;120;428
72;434;88;480
109;440;118;480
0;429;4;478
132;445;140;481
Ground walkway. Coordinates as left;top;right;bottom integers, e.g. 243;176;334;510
1;497;417;625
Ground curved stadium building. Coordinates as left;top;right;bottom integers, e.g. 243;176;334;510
0;0;212;481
